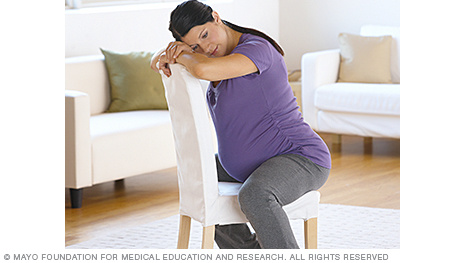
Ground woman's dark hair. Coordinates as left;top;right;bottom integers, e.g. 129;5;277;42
169;0;284;56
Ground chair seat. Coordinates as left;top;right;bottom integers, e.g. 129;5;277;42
216;182;320;223
218;182;242;196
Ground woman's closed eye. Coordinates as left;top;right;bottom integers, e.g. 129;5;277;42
190;32;207;52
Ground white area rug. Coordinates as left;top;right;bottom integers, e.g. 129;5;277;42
67;204;399;249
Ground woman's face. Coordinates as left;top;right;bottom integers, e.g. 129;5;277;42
181;12;227;57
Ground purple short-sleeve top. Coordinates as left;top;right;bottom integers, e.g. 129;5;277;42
207;34;331;182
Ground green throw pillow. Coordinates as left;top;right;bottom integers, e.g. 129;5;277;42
100;49;168;112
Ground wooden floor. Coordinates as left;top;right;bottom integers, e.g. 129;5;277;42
65;133;400;247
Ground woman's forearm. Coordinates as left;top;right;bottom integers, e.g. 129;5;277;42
175;51;211;80
176;51;258;81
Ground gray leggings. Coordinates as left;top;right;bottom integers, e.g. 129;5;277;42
215;153;330;249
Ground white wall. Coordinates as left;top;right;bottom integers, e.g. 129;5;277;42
65;0;279;57
66;0;399;71
279;0;400;70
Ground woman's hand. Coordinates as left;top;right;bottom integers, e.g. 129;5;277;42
150;41;193;77
165;41;193;63
150;49;166;74
150;51;172;77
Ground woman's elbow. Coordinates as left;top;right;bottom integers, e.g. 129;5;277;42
190;63;206;79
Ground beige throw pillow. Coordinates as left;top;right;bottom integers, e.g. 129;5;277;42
338;33;392;83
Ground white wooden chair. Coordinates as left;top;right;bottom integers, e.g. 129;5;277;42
160;63;321;249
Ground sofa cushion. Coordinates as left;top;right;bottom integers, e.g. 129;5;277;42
361;25;400;84
315;83;400;116
337;33;393;84
89;110;176;184
101;49;168;112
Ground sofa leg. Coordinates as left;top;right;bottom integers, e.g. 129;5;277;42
332;134;342;144
114;179;125;190
364;137;373;144
69;188;83;209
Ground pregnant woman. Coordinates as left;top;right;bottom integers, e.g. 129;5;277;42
151;0;331;249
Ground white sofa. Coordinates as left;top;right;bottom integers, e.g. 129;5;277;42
65;55;177;208
301;25;400;140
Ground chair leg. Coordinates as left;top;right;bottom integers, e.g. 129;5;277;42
201;225;215;249
177;215;191;249
304;218;318;249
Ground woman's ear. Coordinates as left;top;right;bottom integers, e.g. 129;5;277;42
212;11;222;24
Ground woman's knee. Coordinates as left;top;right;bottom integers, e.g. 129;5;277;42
238;182;277;214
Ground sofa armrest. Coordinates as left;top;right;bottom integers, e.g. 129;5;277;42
65;55;110;115
301;49;340;129
65;90;92;189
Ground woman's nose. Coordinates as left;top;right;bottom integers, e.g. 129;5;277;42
200;43;213;55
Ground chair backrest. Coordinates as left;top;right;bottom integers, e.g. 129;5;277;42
160;64;219;224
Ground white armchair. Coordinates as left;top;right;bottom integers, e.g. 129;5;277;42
301;25;400;140
65;55;177;208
